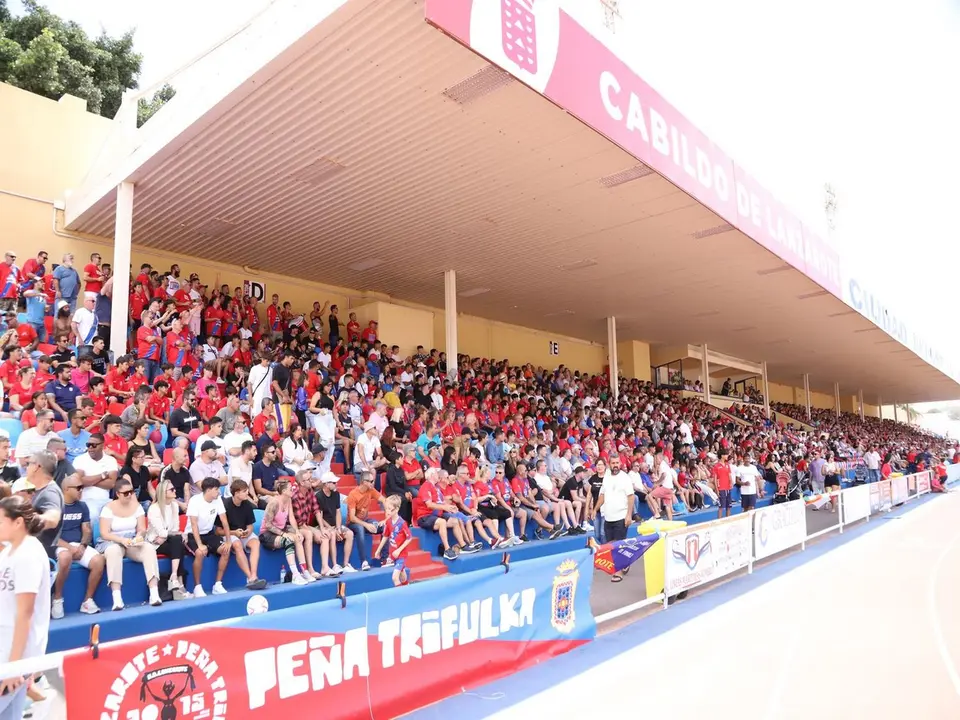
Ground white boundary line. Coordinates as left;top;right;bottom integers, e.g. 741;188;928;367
595;594;665;624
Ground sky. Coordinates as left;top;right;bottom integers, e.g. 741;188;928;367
8;0;960;400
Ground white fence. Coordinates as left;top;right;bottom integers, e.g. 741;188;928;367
661;471;934;608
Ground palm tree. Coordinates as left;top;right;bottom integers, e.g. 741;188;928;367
895;404;919;424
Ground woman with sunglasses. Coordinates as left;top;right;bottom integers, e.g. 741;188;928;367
147;479;187;597
97;477;162;610
0;497;51;719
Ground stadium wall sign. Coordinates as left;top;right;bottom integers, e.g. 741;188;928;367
424;0;841;298
63;551;595;720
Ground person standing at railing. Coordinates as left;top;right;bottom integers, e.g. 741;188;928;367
0;497;51;719
864;446;881;484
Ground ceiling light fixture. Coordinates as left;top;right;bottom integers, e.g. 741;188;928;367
348;259;384;272
458;288;490;298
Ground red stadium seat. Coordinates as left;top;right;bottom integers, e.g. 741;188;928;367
44;316;53;336
162;449;174;465
37;343;56;356
108;402;126;417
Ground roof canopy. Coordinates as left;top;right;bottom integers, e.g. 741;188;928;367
64;0;959;403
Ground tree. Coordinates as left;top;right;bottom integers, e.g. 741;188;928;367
0;0;168;121
137;83;175;127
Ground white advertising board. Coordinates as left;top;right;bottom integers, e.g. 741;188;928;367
841;484;871;525
665;515;752;593
916;471;931;494
891;475;908;506
753;500;807;561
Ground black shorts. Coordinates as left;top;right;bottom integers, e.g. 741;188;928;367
478;504;511;521
718;489;732;509
604;519;628;542
186;532;223;555
741;493;757;510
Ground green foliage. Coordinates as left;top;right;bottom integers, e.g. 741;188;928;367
0;0;166;121
137;82;175;127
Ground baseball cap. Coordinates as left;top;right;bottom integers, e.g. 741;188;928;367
11;478;35;493
363;419;377;431
310;443;327;455
320;471;339;485
200;440;219;452
297;462;316;474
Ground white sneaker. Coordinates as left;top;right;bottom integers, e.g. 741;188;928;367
309;570;323;580
193;585;207;598
212;582;227;595
360;561;371;571
509;536;523;547
292;574;309;586
331;564;344;574
79;598;100;615
342;564;357;573
149;589;162;607
51;598;64;620
582;522;594;532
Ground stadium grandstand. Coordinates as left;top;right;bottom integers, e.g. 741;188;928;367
0;0;958;718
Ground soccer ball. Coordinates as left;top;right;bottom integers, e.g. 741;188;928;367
247;594;269;615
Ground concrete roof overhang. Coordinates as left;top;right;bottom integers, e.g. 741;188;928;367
63;0;959;403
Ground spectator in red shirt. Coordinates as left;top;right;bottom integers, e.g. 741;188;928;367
411;468;466;561
374;494;413;586
361;320;378;344
136;312;164;382
102;414;129;464
0;251;20;313
346;312;360;343
82;252;104;294
146;381;172;426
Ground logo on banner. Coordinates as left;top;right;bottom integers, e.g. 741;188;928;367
551;558;579;634
672;533;711;570
243;280;266;303
101;640;228;720
757;514;770;548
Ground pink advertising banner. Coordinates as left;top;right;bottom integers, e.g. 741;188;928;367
425;0;841;298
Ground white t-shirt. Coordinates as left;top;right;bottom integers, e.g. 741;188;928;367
599;471;634;522
190;459;227;491
14;429;59;464
532;472;553;494
736;464;762;495
72;307;97;344
864;451;881;470
187;493;226;535
354;433;381;467
679;422;693;445
661;466;677;490
226;458;253;498
100;504;144;539
74;453;120;502
0;536;51;664
196;434;225;459
248;364;272;416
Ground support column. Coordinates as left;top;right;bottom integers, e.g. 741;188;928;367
761;361;770;418
858;388;865;421
894;403;899;423
444;270;458;382
606;317;619;402
878;396;883;421
110;182;134;361
834;382;840;418
701;343;710;404
803;373;811;420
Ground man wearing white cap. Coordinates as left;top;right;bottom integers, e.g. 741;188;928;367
315;471;355;573
71;293;99;356
353;419;387;482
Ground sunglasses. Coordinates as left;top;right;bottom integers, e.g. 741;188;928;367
86;442;102;448
117;490;134;498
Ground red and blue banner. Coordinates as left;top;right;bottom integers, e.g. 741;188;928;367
63;550;595;719
593;535;660;575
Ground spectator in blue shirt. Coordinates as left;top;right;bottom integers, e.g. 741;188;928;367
45;363;83;421
486;429;505;464
58;409;91;462
52;254;81;313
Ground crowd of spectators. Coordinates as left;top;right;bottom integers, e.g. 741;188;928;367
0;249;953;618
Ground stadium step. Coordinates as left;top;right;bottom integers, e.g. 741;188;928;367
411;563;448;582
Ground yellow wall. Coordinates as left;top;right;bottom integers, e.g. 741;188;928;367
617;340;651;383
0;85;112;199
435;313;607;374
811;391;834;410
378;303;434;358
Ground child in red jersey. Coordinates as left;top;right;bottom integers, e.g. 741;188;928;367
375;495;412;586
